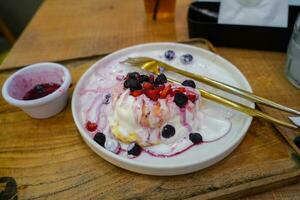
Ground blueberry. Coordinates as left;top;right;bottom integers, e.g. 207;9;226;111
182;80;196;88
127;72;140;80
164;50;175;60
104;139;120;153
189;133;203;144
124;79;131;89
127;142;142;156
180;54;193;64
139;74;150;83
103;93;111;104
154;73;167;85
94;132;106;147
129;79;142;91
294;136;300;149
174;93;188;108
161;124;175;138
34;84;45;94
124;79;142;91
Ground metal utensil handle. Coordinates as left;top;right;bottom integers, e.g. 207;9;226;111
154;58;300;115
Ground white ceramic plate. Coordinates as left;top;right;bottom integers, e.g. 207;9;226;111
72;42;254;176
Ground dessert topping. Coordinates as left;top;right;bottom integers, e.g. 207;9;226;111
161;124;176;138
94;132;106;147
189;133;203;144
180;54;193;64
182;80;196;88
154;73;167;85
174;93;188;108
128;142;142;156
86;121;98;132
164;50;175;61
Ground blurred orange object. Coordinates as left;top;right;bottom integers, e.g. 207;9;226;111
144;0;176;20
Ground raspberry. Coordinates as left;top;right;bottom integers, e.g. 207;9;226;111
174;87;186;94
159;85;172;98
186;91;197;102
157;84;165;91
142;82;154;89
130;90;143;97
86;121;97;132
145;89;160;101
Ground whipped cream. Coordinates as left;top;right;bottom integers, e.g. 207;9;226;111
109;83;202;147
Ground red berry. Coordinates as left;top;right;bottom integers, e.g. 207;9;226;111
159;85;172;98
187;94;196;102
86;121;97;132
157;84;165;91
145;89;160;101
142;82;153;89
130;90;143;97
186;90;197;102
175;87;186;93
169;89;176;97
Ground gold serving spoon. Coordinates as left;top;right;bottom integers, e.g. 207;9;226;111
122;57;300;115
121;57;299;129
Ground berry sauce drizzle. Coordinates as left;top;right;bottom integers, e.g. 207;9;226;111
143;143;197;158
118;140;212;159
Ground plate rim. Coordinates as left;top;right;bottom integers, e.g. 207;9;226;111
71;42;254;172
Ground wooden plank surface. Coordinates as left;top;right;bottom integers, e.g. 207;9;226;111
1;43;300;199
0;0;300;198
0;0;190;69
218;48;300;157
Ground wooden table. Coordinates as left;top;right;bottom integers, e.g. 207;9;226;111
1;1;300;199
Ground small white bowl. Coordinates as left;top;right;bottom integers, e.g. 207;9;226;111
2;62;72;119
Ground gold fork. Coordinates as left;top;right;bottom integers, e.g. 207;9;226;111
121;57;299;129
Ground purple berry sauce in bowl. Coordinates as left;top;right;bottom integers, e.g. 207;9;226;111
2;62;71;119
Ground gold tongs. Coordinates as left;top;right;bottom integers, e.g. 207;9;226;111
121;56;299;129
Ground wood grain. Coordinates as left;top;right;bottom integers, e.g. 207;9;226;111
0;0;190;70
218;47;300;156
1;45;300;199
0;0;299;197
